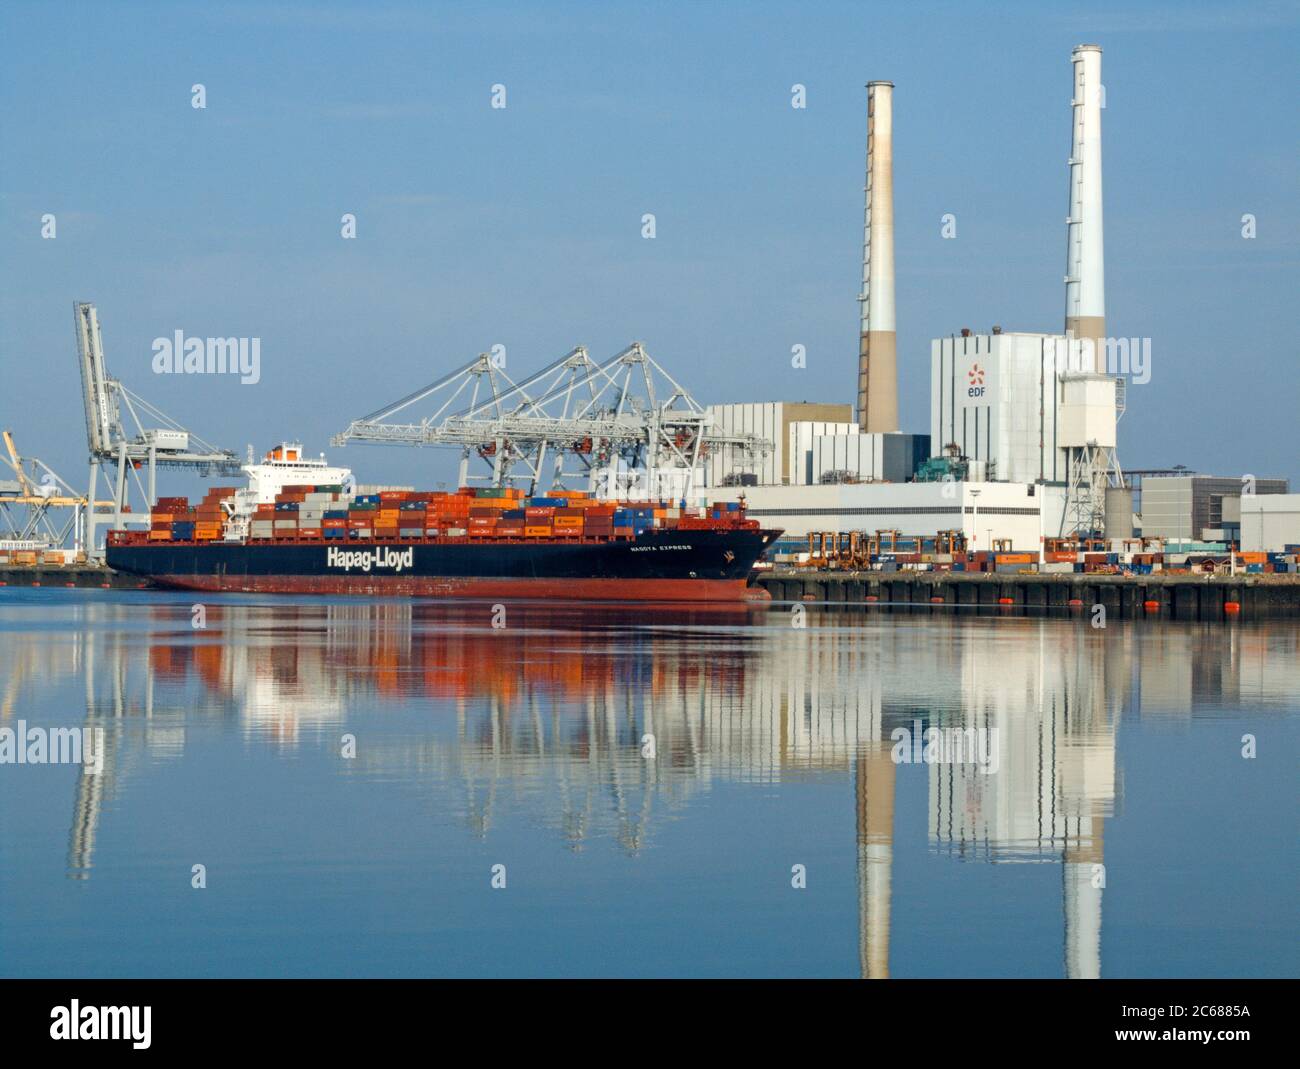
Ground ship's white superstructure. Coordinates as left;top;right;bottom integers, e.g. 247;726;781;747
224;443;353;539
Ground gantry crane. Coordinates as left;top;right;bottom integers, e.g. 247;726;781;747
332;341;769;500
0;430;111;552
74;302;242;555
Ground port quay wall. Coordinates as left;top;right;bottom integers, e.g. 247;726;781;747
4;566;1299;620
756;571;1300;620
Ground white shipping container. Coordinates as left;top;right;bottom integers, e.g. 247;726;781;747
144;429;190;450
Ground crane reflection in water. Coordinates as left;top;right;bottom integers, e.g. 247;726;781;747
7;595;1292;978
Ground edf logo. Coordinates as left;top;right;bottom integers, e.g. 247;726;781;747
967;363;985;397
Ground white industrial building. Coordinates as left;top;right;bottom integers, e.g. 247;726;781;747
706;402;852;486
806;431;929;485
1239;494;1300;552
930;329;1119;493
706;404;931;489
788;420;857;483
784;419;930;486
710;480;1067;552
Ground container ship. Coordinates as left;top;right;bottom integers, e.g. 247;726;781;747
105;444;779;601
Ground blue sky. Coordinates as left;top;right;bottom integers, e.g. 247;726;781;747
2;0;1297;492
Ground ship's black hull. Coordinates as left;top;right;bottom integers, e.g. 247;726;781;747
106;528;777;601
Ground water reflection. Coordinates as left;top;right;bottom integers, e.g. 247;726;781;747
3;596;1295;977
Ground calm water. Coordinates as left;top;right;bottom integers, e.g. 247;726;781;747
1;589;1295;978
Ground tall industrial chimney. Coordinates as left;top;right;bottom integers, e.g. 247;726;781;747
857;80;898;432
1064;45;1105;361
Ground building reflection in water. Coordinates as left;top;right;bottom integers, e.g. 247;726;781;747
5;598;1293;976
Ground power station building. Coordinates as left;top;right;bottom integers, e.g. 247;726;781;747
930;329;1121;511
704;46;1125;551
705;402;853;486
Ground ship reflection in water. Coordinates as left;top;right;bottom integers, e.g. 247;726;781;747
2;593;1296;978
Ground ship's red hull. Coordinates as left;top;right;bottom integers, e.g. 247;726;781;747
146;572;770;602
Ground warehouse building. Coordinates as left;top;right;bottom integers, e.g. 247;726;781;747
1237;493;1300;553
1139;475;1289;542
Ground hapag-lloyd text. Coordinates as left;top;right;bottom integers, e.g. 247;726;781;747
326;546;415;573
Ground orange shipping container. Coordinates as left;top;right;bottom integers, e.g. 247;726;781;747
524;526;552;537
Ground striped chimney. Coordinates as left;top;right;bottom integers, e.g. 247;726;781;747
1065;45;1106;363
857;80;898;432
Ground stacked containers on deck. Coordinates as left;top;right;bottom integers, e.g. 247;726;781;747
150;496;191;542
299;484;344;540
347;493;378;539
195;486;236;540
321;483;348;539
150;484;756;546
273;487;301;541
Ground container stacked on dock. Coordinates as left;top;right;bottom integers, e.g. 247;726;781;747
779;531;1300;576
0;546;85;567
